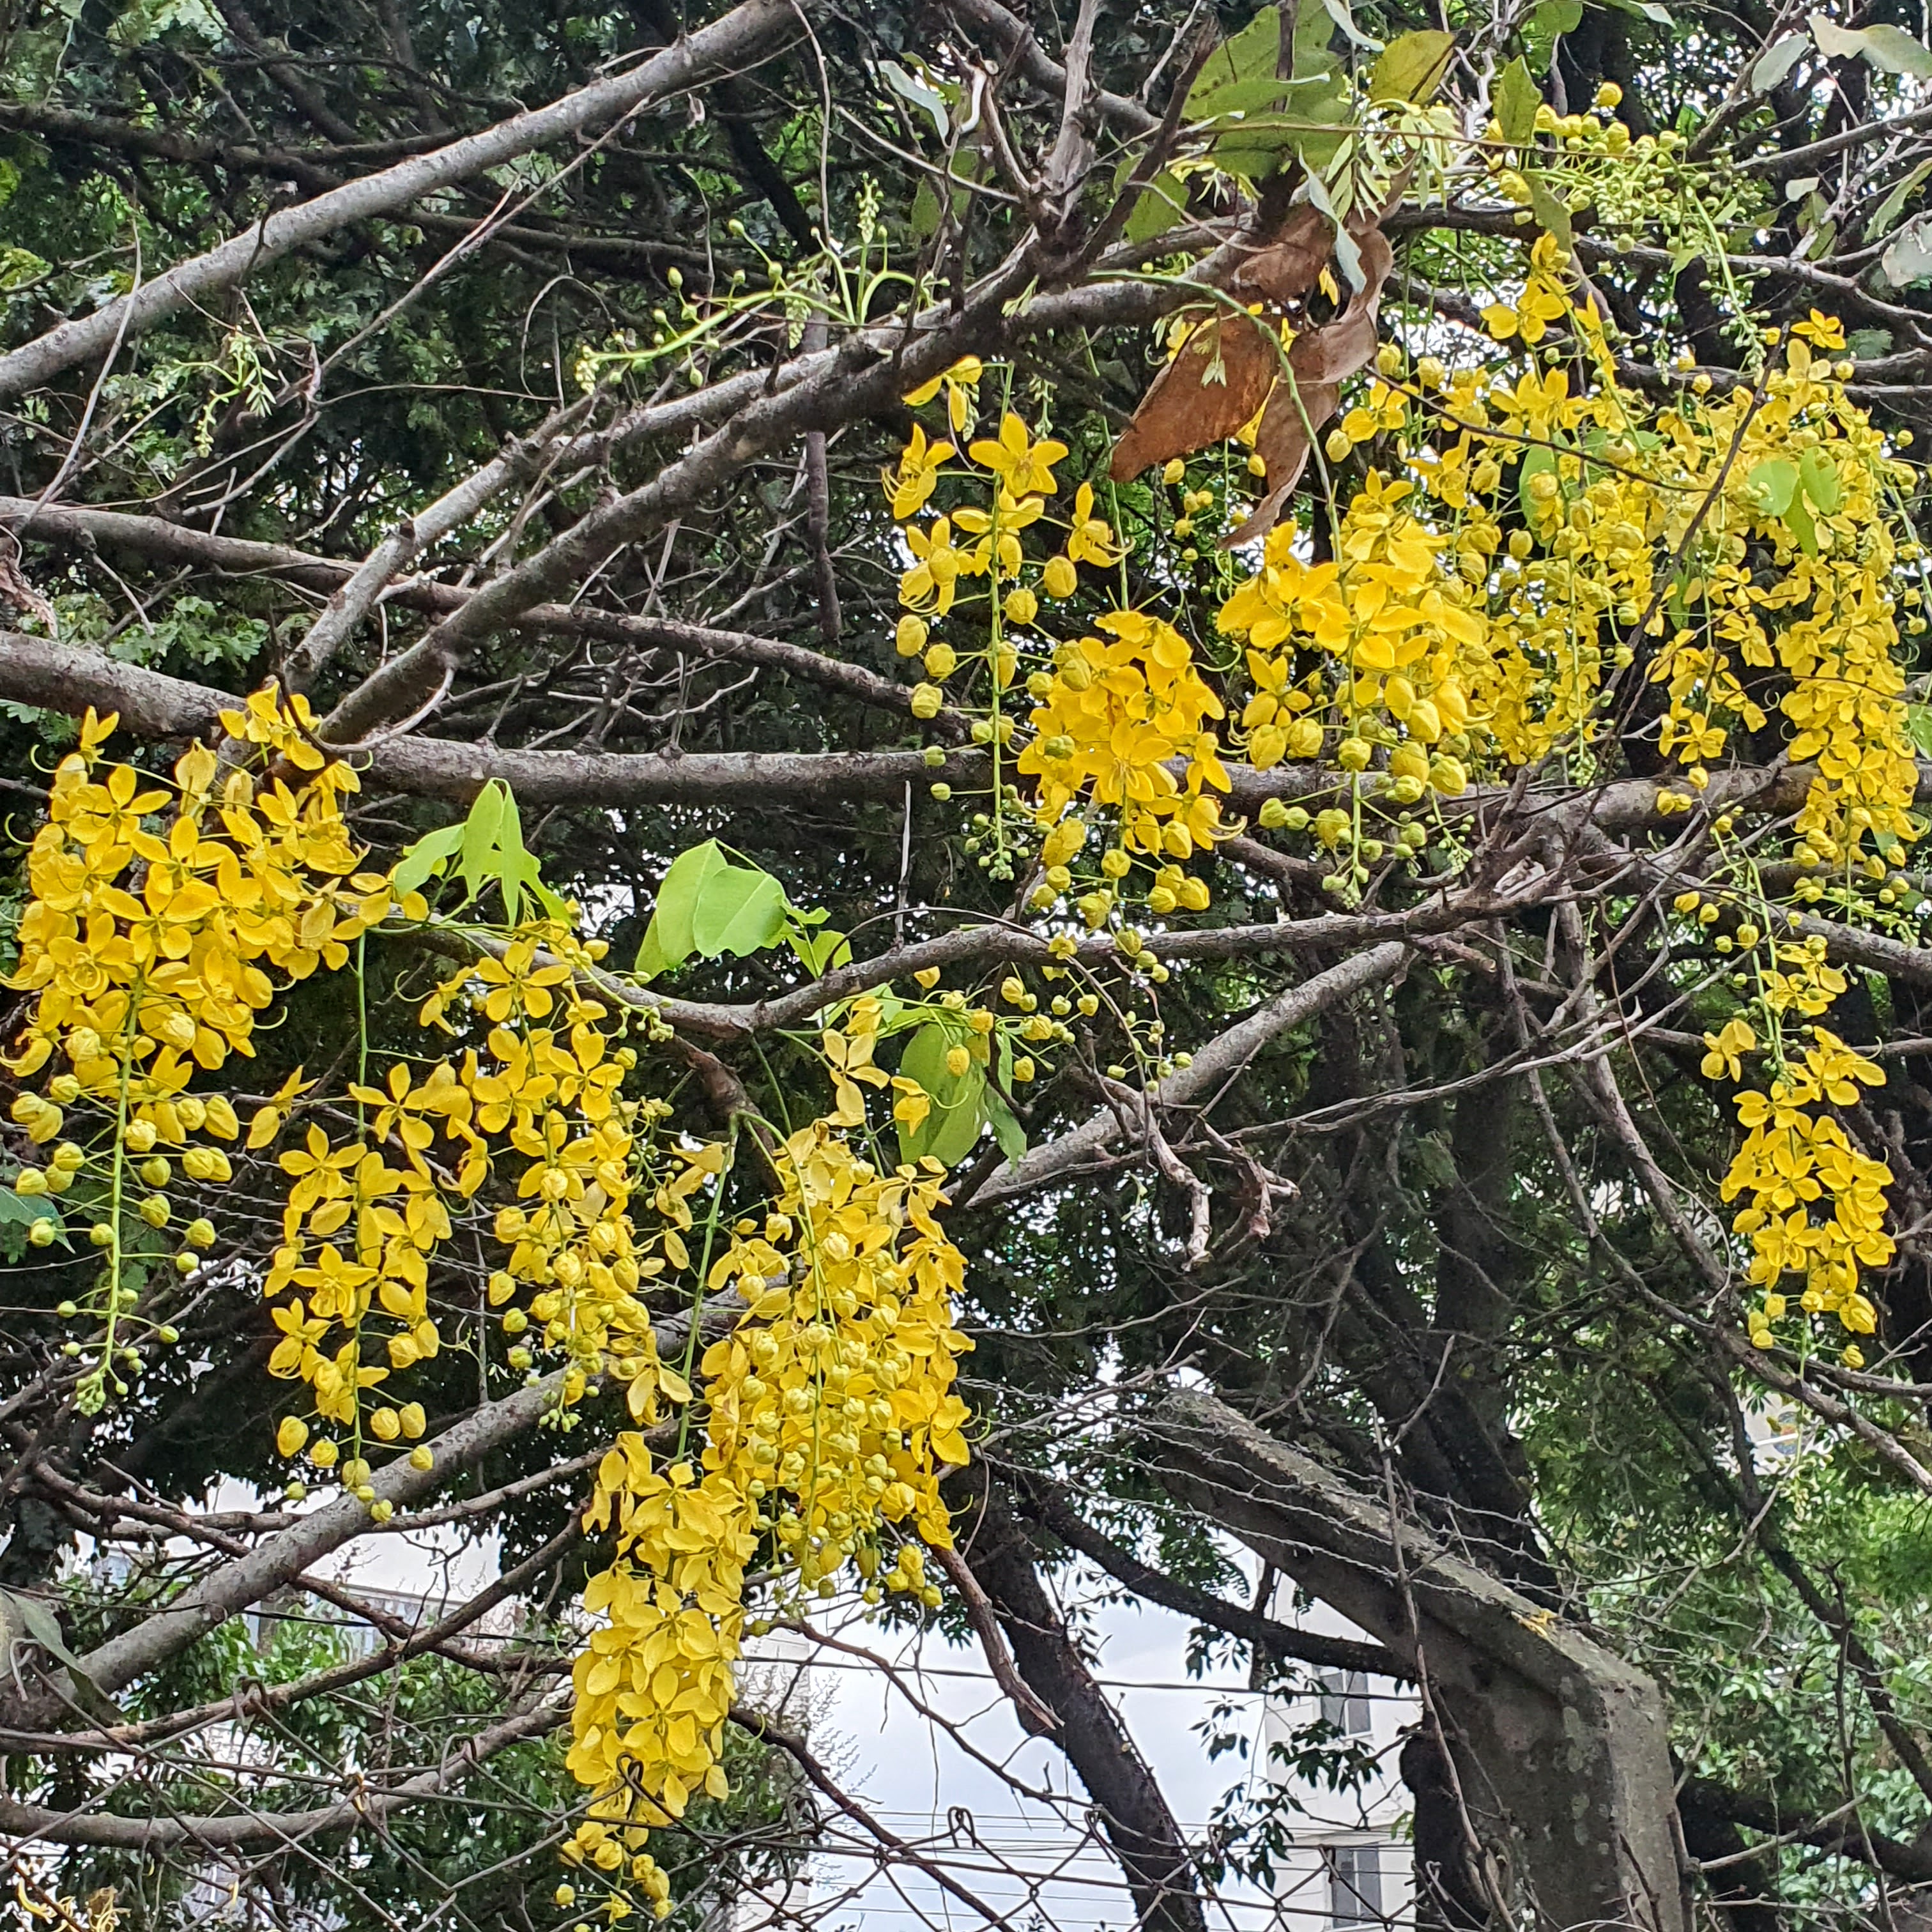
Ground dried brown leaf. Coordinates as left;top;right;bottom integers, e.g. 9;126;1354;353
1222;223;1395;547
1108;309;1281;482
1226;204;1333;307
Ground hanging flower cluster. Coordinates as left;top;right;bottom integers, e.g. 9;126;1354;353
1;694;976;1931
1717;1027;1892;1361
565;1077;970;1918
888;222;1917;1365
1018;610;1229;873
1218;471;1481;790
887;368;1234;903
6;695;393;1409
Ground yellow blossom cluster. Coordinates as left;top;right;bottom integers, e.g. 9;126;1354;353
1719;1029;1892;1354
1017;610;1230;876
1218;472;1480;788
565;1103;970;1917
4;695;394;1409
2;686;978;1928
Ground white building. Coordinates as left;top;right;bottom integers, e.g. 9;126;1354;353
1257;1587;1419;1929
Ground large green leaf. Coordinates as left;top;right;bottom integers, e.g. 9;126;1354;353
691;864;788;958
1798;447;1843;514
1811;12;1932;75
645;840;729;973
1191;73;1301;118
1186;6;1281;115
1495;57;1542;144
636;841;795;976
1370;29;1454;102
983;1086;1027;1164
1749;30;1809;90
896;1023;985;1169
391;822;464;898
457;781;505;902
1740;457;1799;518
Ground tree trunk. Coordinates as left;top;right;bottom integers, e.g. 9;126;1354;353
962;1484;1207;1932
1154;1390;1689;1932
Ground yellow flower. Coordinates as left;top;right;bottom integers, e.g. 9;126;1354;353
905;355;984;433
968;413;1067;498
899;518;969;614
1066;483;1121;567
1700;1018;1756;1081
881;424;954;521
1790;309;1845;350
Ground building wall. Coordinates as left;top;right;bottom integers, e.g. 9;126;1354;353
1256;1584;1418;1929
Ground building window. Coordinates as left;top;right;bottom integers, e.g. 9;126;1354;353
1319;1668;1372;1736
1327;1844;1383;1927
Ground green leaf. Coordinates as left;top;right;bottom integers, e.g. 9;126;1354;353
633;923;673;982
924;1068;985;1166
1494;56;1541;142
1370;28;1454;100
1798;446;1843;514
1602;0;1669;24
691;864;788;958
1522;0;1583;63
1782;492;1820;557
391;822;464;898
1190;74;1301;118
0;1190;64;1245
1749;30;1809;90
1517;445;1558;522
984;1085;1027;1164
1125;169;1188;243
1526;172;1574;251
1869;160;1932;240
1810;12;1932;74
643;840;729;972
457;781;506;901
896;1023;985;1169
1188;6;1281;111
1850;19;1932;73
909;178;941;238
0;1587;124;1721
1906;704;1932;759
786;919;852;976
491;784;533;923
1284;73;1351;174
1740;457;1799;518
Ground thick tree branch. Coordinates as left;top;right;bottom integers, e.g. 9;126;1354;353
0;0;802;401
1006;1466;1409;1680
